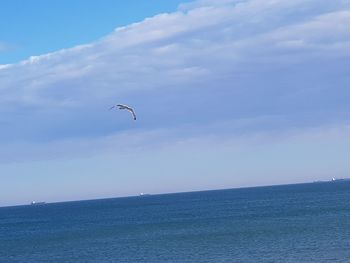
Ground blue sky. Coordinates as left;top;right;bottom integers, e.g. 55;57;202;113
0;0;191;64
1;0;350;206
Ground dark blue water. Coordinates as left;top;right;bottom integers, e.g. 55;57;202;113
1;182;350;262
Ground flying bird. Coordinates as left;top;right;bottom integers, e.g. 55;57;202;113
109;104;136;120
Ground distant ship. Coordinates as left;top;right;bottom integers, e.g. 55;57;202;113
31;201;46;205
139;193;151;197
313;178;350;183
331;178;350;182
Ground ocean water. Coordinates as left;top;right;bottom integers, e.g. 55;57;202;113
1;182;350;262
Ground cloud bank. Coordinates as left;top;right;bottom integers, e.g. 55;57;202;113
0;0;350;164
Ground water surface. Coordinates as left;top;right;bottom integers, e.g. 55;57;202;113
1;182;350;262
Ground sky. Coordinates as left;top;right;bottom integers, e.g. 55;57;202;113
1;0;350;206
0;0;191;64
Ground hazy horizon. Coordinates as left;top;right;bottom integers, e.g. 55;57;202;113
2;178;346;208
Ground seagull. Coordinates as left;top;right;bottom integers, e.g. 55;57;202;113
109;104;136;120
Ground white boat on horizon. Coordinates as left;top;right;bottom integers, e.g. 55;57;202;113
139;193;151;197
31;201;46;205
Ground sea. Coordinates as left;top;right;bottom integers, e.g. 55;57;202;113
1;181;350;262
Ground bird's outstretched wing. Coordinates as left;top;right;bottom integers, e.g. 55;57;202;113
130;109;136;120
116;104;130;110
109;105;116;110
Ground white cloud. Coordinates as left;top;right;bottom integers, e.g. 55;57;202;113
0;0;350;161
